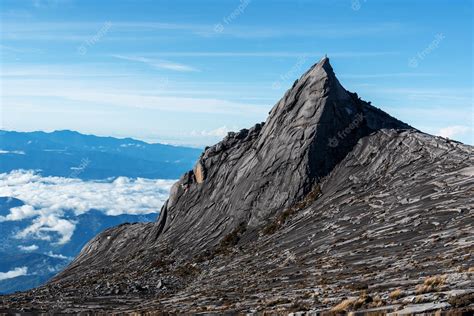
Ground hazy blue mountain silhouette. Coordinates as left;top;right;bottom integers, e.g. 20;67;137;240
0;130;201;179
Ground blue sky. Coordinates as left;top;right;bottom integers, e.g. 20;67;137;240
0;0;472;146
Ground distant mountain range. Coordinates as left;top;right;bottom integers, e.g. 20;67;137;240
0;130;201;179
0;130;200;294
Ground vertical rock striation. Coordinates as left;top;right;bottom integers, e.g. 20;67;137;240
150;57;411;256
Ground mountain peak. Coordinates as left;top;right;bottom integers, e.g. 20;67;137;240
145;57;413;252
308;55;332;77
5;58;473;314
267;57;351;124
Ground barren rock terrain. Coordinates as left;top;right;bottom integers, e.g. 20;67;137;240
1;58;472;314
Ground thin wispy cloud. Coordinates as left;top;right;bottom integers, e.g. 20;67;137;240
195;22;403;39
128;51;400;58
2;21;403;41
374;88;473;103
3;78;268;116
0;45;40;54
32;0;73;9
340;73;441;79
18;244;39;251
0;9;33;19
1;1;471;146
0;65;144;78
112;54;199;72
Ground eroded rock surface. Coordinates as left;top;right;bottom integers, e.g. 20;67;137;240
1;58;472;314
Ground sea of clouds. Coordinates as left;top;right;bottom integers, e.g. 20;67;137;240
0;267;28;281
0;170;175;245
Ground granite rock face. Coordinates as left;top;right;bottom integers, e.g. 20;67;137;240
2;58;473;314
151;57;411;256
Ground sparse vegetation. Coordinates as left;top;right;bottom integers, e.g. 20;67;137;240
348;282;369;291
194;222;248;261
415;295;427;304
368;295;385;308
331;298;357;312
354;291;373;309
389;288;403;300
448;293;474;307
415;275;446;294
263;184;321;235
331;292;373;312
215;222;247;255
265;297;291;307
287;300;310;312
173;263;200;278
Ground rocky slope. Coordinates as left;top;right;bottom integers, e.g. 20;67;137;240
1;58;473;314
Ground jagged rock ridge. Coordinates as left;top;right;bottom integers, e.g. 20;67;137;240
2;58;473;314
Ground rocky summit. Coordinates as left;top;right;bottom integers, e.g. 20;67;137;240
1;58;473;314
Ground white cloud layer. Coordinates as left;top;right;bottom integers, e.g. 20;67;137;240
18;244;39;251
0;170;175;245
437;125;472;139
191;126;235;138
46;251;71;260
0;267;28;281
2;205;36;221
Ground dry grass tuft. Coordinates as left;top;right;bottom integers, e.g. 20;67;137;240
389;288;403;300
424;275;446;286
331;292;373;312
331;298;357;312
415;295;427;304
369;295;385;308
415;275;446;294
